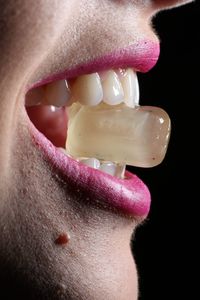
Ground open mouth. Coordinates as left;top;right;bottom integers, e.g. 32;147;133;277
25;43;171;219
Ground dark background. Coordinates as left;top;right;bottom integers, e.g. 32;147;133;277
130;1;199;299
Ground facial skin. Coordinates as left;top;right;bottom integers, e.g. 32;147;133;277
0;0;194;299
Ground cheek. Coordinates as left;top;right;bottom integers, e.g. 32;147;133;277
0;0;73;75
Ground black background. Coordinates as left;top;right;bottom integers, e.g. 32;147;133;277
130;1;199;299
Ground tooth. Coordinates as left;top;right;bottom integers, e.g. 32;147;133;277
79;158;101;169
115;164;126;179
102;70;124;105
100;161;117;176
71;73;103;106
25;86;45;107
119;69;139;108
66;103;171;168
44;80;70;107
100;162;125;178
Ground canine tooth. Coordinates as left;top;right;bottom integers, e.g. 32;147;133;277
66;103;171;168
79;158;101;169
71;73;103;106
25;86;45;107
44;80;70;107
102;70;124;105
120;69;139;108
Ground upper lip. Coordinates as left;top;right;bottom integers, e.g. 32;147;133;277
29;39;160;90
27;39;159;219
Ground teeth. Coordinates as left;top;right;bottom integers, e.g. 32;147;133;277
44;80;70;107
100;162;125;178
26;69;139;109
101;70;124;105
79;157;125;178
71;73;103;106
25;86;45;107
66;103;171;168
119;69;139;108
27;68;171;171
57;148;126;178
100;161;116;176
79;157;101;169
115;164;126;179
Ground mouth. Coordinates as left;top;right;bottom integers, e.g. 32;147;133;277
25;40;171;220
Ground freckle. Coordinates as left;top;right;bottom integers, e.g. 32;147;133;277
152;157;156;160
54;233;70;245
22;187;28;196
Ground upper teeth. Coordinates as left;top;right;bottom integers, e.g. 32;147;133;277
71;73;103;106
45;80;71;107
26;68;139;108
101;70;124;106
26;68;171;171
119;69;139;107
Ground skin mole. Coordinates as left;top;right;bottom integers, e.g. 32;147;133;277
54;233;70;245
0;0;194;299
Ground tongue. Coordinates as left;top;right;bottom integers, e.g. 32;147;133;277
26;105;67;148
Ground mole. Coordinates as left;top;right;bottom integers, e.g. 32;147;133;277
54;233;70;245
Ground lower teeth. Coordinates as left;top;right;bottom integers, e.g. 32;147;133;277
58;149;126;179
79;158;126;179
100;161;125;179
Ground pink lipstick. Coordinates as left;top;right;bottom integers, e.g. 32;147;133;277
30;124;151;218
27;39;160;219
31;40;160;89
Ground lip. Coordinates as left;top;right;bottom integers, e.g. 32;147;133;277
30;122;151;218
30;39;160;90
26;39;157;219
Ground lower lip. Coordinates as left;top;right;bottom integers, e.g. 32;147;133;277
27;39;154;218
29;120;151;219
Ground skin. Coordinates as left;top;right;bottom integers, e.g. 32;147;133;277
0;0;194;299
